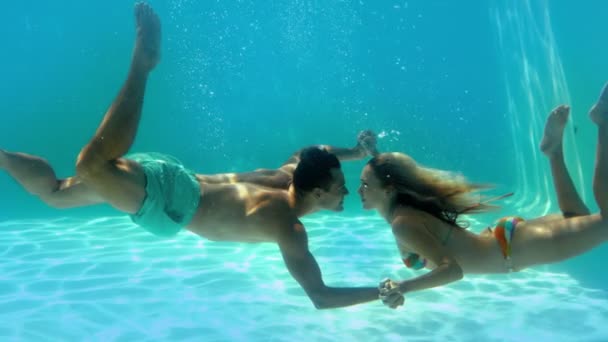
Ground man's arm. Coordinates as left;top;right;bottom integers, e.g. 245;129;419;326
280;130;377;167
197;168;291;189
198;130;379;189
199;137;366;187
278;221;381;310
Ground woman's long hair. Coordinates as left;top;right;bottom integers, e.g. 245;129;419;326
368;152;498;228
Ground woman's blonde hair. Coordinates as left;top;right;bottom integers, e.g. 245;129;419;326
367;152;497;227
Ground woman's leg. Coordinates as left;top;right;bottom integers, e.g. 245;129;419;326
590;83;608;217
513;84;608;268
0;150;102;208
514;214;606;268
540;105;590;217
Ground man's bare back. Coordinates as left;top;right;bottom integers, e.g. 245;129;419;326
187;146;365;242
188;179;298;242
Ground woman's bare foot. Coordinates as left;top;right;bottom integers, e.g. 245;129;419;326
541;105;570;156
590;82;608;126
132;2;161;73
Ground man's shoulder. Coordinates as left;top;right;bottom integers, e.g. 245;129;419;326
279;162;297;174
252;189;296;217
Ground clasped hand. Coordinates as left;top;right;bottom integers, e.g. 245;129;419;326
378;278;405;309
357;130;379;157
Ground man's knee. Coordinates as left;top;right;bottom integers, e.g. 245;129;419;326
75;145;107;181
25;179;60;198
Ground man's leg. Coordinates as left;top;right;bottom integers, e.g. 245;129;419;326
540;105;590;217
0;149;101;208
590;82;608;217
76;3;161;214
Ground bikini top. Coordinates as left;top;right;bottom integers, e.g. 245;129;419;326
400;226;450;270
402;253;427;270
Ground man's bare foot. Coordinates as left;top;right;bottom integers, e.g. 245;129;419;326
590;83;608;126
540;105;570;156
132;2;161;72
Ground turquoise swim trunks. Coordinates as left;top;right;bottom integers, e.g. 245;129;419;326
126;152;200;237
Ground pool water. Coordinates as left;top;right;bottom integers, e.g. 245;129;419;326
1;214;606;341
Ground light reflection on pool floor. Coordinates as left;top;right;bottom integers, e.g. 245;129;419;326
0;215;606;341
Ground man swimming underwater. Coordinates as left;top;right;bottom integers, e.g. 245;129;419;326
0;2;401;310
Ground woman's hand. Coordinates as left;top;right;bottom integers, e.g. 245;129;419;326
379;278;405;309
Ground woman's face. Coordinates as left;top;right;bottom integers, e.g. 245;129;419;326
358;164;386;210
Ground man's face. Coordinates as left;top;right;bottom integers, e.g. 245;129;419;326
318;168;349;211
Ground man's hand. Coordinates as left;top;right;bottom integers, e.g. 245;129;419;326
378;278;405;309
357;130;379;157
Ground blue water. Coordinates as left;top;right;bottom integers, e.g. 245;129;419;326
1;1;607;341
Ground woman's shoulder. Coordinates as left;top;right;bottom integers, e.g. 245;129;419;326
392;205;442;225
391;206;425;231
391;206;453;235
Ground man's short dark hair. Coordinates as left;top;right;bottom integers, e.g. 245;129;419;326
292;147;341;196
